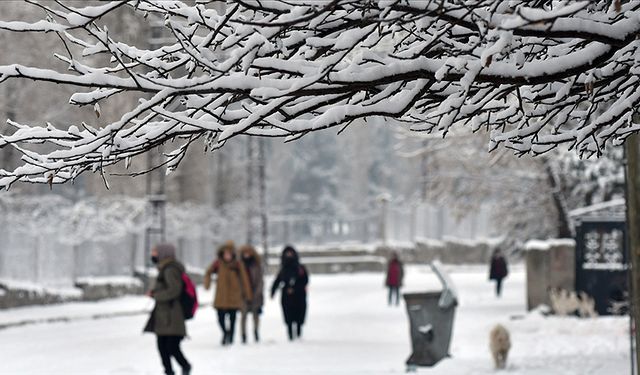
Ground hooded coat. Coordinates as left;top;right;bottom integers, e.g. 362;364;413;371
144;244;187;337
204;244;253;310
240;245;265;310
271;246;309;325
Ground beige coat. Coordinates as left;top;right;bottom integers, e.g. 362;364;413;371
205;257;253;310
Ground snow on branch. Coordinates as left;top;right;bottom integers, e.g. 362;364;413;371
0;0;639;188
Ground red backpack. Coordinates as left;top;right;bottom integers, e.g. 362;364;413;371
179;272;198;320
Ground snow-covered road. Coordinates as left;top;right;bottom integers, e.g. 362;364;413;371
0;265;630;374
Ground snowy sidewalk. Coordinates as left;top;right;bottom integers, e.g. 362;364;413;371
0;265;631;374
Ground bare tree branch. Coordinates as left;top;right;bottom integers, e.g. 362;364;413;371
0;0;638;188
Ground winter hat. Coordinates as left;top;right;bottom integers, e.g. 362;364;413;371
240;244;260;262
217;240;236;258
281;245;299;263
155;243;176;261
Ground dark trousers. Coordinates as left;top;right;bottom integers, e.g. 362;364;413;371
157;335;189;375
495;278;503;297
217;309;237;344
287;321;303;340
241;304;261;340
388;286;400;306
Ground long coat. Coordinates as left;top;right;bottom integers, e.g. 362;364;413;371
144;258;187;337
271;263;309;325
386;259;404;287
204;258;253;310
243;257;264;310
489;255;508;281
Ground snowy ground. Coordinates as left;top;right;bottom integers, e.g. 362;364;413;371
0;265;631;374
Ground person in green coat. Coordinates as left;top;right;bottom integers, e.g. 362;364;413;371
144;243;191;375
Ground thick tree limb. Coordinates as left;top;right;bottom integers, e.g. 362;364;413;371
0;0;638;188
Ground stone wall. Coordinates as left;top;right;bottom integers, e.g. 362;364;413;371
376;238;500;265
525;239;576;311
0;284;81;309
267;255;386;274
74;277;144;302
0;277;144;309
264;238;501;275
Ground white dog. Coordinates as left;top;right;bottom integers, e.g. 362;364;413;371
549;288;580;316
489;324;511;370
577;291;598;318
549;288;598;318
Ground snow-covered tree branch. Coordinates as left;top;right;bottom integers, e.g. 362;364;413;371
0;0;639;188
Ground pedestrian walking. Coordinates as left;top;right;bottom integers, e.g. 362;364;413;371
239;244;264;344
489;248;509;297
270;245;309;341
385;252;404;306
143;243;192;375
204;241;253;345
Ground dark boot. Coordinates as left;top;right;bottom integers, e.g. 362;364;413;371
228;328;235;345
287;324;294;341
221;331;228;346
242;334;247;344
254;329;260;343
297;323;303;339
182;364;191;375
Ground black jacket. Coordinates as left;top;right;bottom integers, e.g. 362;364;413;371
271;247;309;324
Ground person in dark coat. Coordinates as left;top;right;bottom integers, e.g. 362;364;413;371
489;248;509;297
385;252;404;306
144;243;191;375
239;244;264;344
270;245;309;341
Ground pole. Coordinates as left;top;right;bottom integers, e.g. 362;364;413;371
258;138;269;272
624;133;640;374
379;196;388;246
410;203;417;243
246;137;256;245
142;17;168;292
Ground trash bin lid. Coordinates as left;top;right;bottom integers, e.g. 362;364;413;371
430;260;458;309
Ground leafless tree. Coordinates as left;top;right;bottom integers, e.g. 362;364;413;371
396;125;625;242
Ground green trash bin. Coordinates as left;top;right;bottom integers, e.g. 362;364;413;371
404;261;458;368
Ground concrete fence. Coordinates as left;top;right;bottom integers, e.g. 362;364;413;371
376;237;501;265
525;239;576;311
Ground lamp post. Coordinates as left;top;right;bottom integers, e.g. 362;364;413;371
377;193;391;247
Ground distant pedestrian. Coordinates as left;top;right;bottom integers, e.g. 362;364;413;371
204;241;253;346
385;252;404;306
239;244;264;344
489;248;508;297
271;245;309;341
144;243;192;375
